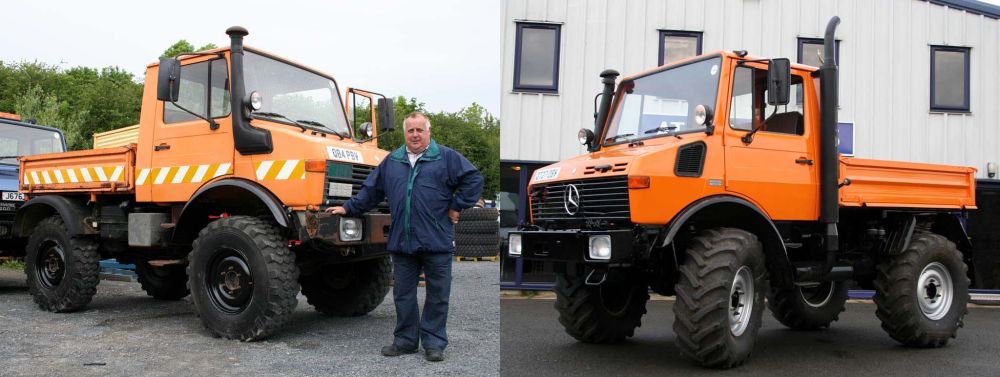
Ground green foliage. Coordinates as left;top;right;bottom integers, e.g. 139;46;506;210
0;258;26;270
14;85;88;149
160;40;219;59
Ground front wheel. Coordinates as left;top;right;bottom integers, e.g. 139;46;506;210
874;232;969;347
187;216;300;341
767;281;849;330
553;269;649;343
300;256;391;317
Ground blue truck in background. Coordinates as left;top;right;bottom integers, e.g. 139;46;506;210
0;115;67;254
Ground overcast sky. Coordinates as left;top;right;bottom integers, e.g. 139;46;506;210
2;0;501;116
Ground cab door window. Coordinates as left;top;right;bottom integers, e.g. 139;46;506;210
729;66;805;135
164;59;231;123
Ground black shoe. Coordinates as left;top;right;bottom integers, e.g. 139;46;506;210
425;348;444;362
381;344;417;357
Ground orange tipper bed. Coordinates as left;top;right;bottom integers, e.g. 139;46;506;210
19;145;136;194
838;156;976;210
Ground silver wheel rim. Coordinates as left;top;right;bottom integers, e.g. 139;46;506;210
917;262;953;321
729;266;754;337
799;282;835;308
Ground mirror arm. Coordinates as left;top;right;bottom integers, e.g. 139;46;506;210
170;101;219;130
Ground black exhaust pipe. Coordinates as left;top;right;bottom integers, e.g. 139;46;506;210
590;69;620;152
227;26;273;155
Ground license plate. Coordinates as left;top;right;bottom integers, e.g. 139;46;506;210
326;147;364;163
327;182;353;198
1;191;23;201
533;167;560;182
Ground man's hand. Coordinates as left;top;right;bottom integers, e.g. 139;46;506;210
449;209;460;224
326;206;347;215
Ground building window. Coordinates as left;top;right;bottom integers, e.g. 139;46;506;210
797;38;840;68
930;46;971;112
658;30;702;66
513;22;561;93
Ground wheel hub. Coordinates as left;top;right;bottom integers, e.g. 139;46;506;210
729;266;754;337
917;262;953;321
207;249;254;314
36;243;65;288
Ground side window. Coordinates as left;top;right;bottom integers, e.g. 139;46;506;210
729;67;754;131
164;59;231;123
729;66;805;135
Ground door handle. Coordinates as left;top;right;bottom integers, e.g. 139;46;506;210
795;157;813;165
154;144;171;151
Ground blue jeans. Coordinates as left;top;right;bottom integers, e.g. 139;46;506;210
391;252;452;351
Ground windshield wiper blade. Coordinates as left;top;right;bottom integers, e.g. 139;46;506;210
643;126;677;134
296;120;345;140
605;133;634;143
252;112;308;132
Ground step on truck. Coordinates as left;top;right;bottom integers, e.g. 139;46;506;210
1;115;67;254
508;17;978;368
13;26;397;340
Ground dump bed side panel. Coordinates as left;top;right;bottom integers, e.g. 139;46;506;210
839;157;976;209
20;146;136;194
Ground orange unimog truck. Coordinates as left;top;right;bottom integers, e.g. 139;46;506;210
508;17;976;368
13;26;397;340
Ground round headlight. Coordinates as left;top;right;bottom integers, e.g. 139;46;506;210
362;122;373;138
578;128;595;145
694;104;713;126
249;91;263;111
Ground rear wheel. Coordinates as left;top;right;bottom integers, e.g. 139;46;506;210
874;232;969;347
553;269;649;343
24;216;100;312
136;261;189;300
767;281;849;330
300;256;391;317
187;216;299;341
673;228;767;369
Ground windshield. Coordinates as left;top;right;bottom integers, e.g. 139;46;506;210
244;51;351;135
0;124;65;165
603;56;722;144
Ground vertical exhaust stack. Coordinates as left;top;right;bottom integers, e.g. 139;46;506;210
819;16;841;254
227;26;273;155
590;69;620;152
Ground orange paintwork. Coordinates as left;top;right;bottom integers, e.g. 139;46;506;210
20;146;135;194
19;46;389;210
528;51;976;226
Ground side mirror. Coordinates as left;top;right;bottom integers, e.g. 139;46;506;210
376;97;395;132
156;58;181;102
767;58;791;106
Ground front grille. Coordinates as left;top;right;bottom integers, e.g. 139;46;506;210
0;203;17;239
530;176;630;226
323;162;389;213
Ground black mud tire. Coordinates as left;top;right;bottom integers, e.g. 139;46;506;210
136;261;189;300
553;270;649;343
24;216;100;312
187;216;299;341
456;244;500;258
300;256;391;317
455;232;500;246
459;208;498;222
673;228;767;369
874;232;970;347
455;220;499;234
767;281;849;330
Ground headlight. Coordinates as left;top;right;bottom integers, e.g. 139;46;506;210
508;234;522;256
340;217;363;241
588;235;612;260
249;91;263;111
578;128;595;145
694;104;713;126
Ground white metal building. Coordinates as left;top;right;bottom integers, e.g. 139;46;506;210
499;0;1000;183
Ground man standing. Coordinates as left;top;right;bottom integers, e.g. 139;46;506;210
326;112;483;362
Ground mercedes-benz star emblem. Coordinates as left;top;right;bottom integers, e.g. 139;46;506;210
564;184;580;215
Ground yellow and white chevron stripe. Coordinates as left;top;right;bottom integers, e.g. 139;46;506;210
254;160;306;181
136;163;232;186
22;165;126;185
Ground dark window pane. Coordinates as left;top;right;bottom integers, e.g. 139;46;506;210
933;49;967;108
165;61;209;123
517;27;558;87
662;35;699;64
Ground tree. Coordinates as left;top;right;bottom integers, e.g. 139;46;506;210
14;85;88;149
160;40;219;59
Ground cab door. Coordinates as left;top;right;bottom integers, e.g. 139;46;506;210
723;62;819;220
146;56;235;203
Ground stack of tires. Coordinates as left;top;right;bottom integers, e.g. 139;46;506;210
455;207;500;258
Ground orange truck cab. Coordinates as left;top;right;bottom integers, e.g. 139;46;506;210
508;17;976;368
12;27;396;341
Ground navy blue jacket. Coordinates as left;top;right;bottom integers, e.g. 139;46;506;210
343;140;484;254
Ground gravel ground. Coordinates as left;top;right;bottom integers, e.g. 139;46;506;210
0;261;499;377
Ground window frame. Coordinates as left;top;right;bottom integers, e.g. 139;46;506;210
512;22;561;93
658;30;703;66
929;45;971;113
162;57;232;124
796;38;841;68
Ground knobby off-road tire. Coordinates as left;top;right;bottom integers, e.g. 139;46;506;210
673;228;767;369
874;232;970;347
136;261;189;300
767;281;849;330
187;216;300;341
458;207;499;222
24;216;100;312
455;220;499;234
300;256;391;317
553;270;649;343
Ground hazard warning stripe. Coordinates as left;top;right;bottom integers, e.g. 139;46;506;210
135;163;232;186
22;166;127;185
253;160;306;181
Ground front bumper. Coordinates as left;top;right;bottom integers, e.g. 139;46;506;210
508;229;633;263
295;211;391;245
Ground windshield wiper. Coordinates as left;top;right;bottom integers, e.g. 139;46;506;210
643;125;677;134
252;112;308;132
605;133;634;143
296;120;345;140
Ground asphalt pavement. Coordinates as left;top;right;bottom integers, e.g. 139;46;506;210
0;261;499;377
501;296;1000;376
